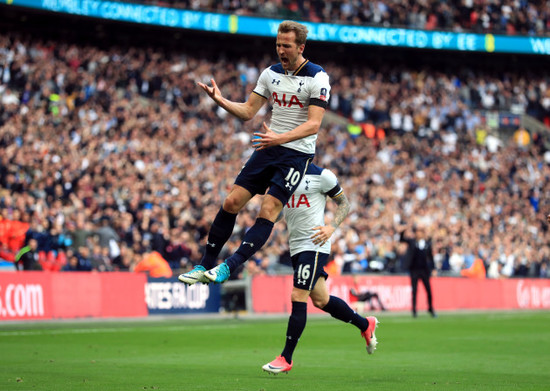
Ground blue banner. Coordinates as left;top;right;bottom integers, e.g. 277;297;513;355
145;277;220;315
5;0;550;55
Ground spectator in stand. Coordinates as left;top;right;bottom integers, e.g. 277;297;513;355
62;254;81;272
513;126;531;148
95;216;120;250
90;243;113;272
133;250;173;278
15;238;42;271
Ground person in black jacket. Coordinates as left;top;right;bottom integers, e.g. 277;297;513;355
15;238;42;271
399;223;436;318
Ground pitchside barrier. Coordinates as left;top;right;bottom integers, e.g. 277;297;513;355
250;275;550;313
1;272;549;321
0;271;148;321
0;272;221;321
145;276;220;315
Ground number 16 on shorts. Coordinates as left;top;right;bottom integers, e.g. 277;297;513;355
296;264;311;287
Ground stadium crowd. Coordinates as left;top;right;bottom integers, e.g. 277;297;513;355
140;0;550;36
1;30;550;279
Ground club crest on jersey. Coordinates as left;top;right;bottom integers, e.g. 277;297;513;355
272;79;281;85
272;92;304;108
297;81;304;93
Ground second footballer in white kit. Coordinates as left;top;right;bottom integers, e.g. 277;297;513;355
262;163;379;374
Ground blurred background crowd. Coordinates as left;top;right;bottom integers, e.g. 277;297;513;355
1;5;550;280
139;0;550;36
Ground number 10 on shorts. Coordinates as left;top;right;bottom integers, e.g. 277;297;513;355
285;167;302;189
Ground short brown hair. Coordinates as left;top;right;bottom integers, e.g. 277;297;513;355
278;20;308;46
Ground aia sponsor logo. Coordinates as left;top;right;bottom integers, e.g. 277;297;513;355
272;92;304;108
286;194;310;208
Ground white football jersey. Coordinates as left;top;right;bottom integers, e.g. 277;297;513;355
283;164;342;256
253;60;331;154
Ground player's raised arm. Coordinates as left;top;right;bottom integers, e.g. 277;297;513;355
197;78;266;121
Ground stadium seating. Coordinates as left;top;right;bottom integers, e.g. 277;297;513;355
130;0;550;35
0;7;549;280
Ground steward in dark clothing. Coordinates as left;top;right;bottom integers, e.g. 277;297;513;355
400;225;436;317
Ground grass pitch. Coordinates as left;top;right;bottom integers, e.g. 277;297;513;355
1;311;549;391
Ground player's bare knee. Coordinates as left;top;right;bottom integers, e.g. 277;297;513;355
259;199;283;221
223;197;243;214
291;288;310;303
311;291;330;309
312;296;329;309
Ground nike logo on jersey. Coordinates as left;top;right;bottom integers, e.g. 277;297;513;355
242;241;254;247
272;79;280;85
206;241;216;248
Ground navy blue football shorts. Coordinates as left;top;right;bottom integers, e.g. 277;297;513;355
234;145;314;205
291;251;330;291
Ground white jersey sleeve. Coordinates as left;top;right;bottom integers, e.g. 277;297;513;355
309;71;331;108
252;68;271;99
319;168;340;196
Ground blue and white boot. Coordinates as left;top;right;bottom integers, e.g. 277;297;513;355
178;265;210;285
204;262;231;284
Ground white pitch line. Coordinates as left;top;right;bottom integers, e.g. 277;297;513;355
0;323;239;337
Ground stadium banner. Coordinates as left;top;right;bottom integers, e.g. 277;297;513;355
5;0;550;55
0;271;148;321
251;275;550;314
145;277;220;314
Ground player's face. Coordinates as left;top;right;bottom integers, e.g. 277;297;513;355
276;32;305;71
